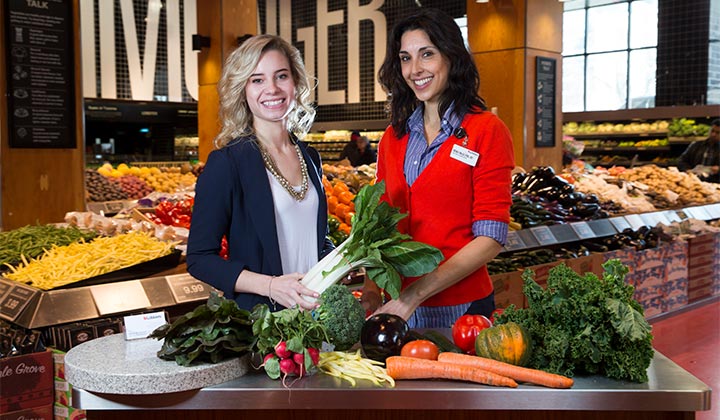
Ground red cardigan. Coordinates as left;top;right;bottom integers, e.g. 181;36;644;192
376;111;515;306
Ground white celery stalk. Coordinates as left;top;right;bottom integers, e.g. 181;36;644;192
301;235;363;302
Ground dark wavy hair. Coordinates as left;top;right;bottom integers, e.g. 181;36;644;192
378;8;486;137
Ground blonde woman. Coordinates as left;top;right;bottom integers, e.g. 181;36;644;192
187;35;333;311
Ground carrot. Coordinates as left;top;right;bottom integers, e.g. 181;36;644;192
437;352;574;389
385;356;518;388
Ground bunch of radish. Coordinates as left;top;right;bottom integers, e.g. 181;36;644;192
263;341;320;379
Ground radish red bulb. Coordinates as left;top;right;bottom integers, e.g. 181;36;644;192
307;347;320;366
263;353;276;366
274;341;292;359
279;358;297;376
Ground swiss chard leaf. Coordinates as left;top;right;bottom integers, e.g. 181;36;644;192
151;291;254;366
381;241;445;277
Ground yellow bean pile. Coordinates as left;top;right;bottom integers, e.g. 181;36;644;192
317;350;395;387
4;232;178;290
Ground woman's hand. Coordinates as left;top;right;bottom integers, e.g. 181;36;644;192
371;295;419;322
268;273;319;310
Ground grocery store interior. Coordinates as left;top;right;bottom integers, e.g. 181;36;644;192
0;0;719;419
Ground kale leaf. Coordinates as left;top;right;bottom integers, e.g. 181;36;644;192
496;259;654;382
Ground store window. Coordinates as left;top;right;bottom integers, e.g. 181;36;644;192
562;0;658;112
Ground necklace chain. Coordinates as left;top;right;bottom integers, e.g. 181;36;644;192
257;140;309;201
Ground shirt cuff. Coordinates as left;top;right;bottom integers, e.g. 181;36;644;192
472;220;509;246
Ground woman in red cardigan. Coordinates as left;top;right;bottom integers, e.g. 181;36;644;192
362;8;515;328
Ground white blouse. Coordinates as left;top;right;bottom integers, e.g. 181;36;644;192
266;169;319;274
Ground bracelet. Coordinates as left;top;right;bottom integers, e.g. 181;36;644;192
268;276;276;309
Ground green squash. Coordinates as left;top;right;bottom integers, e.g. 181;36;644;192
474;321;532;366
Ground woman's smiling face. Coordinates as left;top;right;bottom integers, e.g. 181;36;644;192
399;29;450;106
245;49;296;125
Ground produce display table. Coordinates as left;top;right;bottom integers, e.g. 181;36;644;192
67;336;711;420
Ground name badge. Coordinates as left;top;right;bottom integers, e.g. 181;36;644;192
450;144;479;166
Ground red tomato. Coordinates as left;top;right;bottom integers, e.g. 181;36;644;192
451;314;493;354
400;340;439;360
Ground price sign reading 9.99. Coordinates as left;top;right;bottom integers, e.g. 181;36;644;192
0;282;38;321
166;274;212;303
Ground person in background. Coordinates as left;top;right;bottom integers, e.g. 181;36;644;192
186;34;334;311
361;8;515;328
339;130;377;166
677;119;720;183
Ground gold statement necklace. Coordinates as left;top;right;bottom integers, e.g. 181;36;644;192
257;138;309;201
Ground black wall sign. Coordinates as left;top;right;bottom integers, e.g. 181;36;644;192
535;56;556;148
4;0;76;148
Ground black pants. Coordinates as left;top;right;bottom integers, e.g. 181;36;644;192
464;291;496;319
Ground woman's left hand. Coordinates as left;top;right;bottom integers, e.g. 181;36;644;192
270;273;320;310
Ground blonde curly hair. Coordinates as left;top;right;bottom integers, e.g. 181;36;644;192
214;34;316;149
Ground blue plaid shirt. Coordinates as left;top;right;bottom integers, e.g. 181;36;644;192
403;104;508;246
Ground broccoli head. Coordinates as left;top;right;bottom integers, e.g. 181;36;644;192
315;284;365;351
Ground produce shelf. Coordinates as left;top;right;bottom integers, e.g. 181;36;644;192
501;203;720;254
0;273;214;329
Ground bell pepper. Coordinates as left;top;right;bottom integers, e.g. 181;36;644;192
451;314;493;354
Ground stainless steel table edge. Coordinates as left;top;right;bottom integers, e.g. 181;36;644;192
71;351;711;412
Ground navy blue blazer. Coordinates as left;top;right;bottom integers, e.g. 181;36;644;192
186;136;334;311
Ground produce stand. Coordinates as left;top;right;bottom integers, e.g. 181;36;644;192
0;270;211;330
68;339;710;420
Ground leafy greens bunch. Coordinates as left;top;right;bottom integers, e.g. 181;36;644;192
251;304;328;379
496;259;654;382
149;291;255;366
302;180;444;300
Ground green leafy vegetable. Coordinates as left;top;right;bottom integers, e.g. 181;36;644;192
149;291;255;366
250;304;327;357
496;259;654;382
301;180;444;299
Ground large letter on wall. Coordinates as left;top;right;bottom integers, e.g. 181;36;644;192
100;0;116;98
347;0;386;103
317;0;344;105
183;0;198;100
166;0;181;101
120;0;161;100
296;25;315;103
80;0;96;97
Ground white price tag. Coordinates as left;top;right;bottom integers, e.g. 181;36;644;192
124;311;167;340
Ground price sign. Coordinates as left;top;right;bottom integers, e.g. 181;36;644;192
504;231;526;251
705;204;720;219
105;201;125;213
570;221;595;239
0;284;38;322
549;224;579;244
686;206;711;221
166;274;212;303
0;280;11;301
529;226;557;246
652;211;670;225
639;212;662;227
664;210;682;223
516;229;540;249
609;217;632;232
587;219;617;237
624;214;646;230
675;210;689;221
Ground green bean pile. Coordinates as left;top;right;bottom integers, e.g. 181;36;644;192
0;225;98;267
